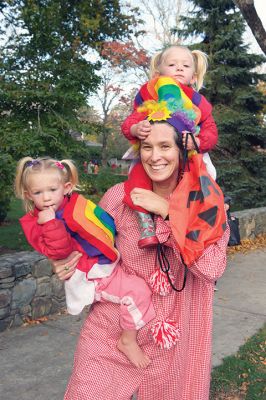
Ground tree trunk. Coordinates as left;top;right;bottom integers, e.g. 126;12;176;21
234;0;266;54
101;126;108;166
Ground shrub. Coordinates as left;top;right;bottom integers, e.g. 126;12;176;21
0;153;15;223
94;167;127;195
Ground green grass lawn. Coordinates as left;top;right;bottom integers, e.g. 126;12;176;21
0;198;31;252
210;324;266;399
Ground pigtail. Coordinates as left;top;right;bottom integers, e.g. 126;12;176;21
14;157;34;201
191;50;208;91
60;159;79;192
149;51;163;78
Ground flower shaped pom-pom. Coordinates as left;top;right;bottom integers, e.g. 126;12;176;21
138;100;172;122
148;102;172;122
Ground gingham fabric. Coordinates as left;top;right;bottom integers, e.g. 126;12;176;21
64;183;229;400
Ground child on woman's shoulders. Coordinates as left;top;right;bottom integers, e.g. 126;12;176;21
121;44;218;248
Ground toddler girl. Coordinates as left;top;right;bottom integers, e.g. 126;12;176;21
121;45;218;248
15;156;155;368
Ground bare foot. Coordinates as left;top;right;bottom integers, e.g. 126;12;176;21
117;337;151;368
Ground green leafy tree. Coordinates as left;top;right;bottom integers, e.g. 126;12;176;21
0;0;138;219
180;0;266;210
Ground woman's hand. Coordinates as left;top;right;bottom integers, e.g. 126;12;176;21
50;251;82;281
130;188;169;219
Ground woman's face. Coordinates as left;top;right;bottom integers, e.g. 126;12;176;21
140;123;180;185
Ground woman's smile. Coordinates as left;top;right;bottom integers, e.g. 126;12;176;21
150;163;167;170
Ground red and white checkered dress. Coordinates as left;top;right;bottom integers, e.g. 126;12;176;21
64;183;229;400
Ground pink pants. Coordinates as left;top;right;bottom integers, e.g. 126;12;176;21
95;267;155;330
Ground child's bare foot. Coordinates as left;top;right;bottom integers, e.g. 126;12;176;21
117;336;151;368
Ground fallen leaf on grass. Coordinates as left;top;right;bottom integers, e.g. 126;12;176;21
239;381;250;393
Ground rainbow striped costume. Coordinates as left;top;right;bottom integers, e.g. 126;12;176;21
56;192;118;265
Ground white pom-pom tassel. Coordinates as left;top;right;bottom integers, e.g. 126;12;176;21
150;319;180;349
149;268;173;296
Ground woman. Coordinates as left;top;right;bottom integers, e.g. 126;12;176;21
53;121;229;400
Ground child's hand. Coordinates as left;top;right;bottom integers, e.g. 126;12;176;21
131;120;151;140
182;131;200;150
38;207;56;224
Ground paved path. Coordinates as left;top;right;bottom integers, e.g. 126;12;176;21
0;249;265;400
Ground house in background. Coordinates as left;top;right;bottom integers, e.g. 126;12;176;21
68;130;103;148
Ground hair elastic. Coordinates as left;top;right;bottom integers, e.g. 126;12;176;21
25;160;40;168
55;161;64;169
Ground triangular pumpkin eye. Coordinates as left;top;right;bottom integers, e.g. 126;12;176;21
198;206;218;227
186;230;200;242
187;176;221;208
200;176;220;197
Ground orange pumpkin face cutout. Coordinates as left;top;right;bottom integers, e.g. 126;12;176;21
169;152;226;266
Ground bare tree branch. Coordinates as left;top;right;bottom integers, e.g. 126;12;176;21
234;0;266;54
140;0;182;46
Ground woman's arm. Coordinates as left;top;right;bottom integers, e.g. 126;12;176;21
187;225;230;282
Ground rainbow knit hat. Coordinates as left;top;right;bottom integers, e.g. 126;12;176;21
136;76;201;135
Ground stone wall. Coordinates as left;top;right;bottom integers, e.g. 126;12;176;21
0;252;65;332
0;207;265;332
233;207;266;239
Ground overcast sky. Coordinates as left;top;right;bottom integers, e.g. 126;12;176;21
246;0;265;54
131;0;265;55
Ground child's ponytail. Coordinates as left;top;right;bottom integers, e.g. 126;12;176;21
149;51;163;78
60;159;79;192
14;157;36;208
191;50;208;91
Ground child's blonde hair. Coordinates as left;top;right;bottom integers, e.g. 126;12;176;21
15;156;79;212
150;45;208;91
